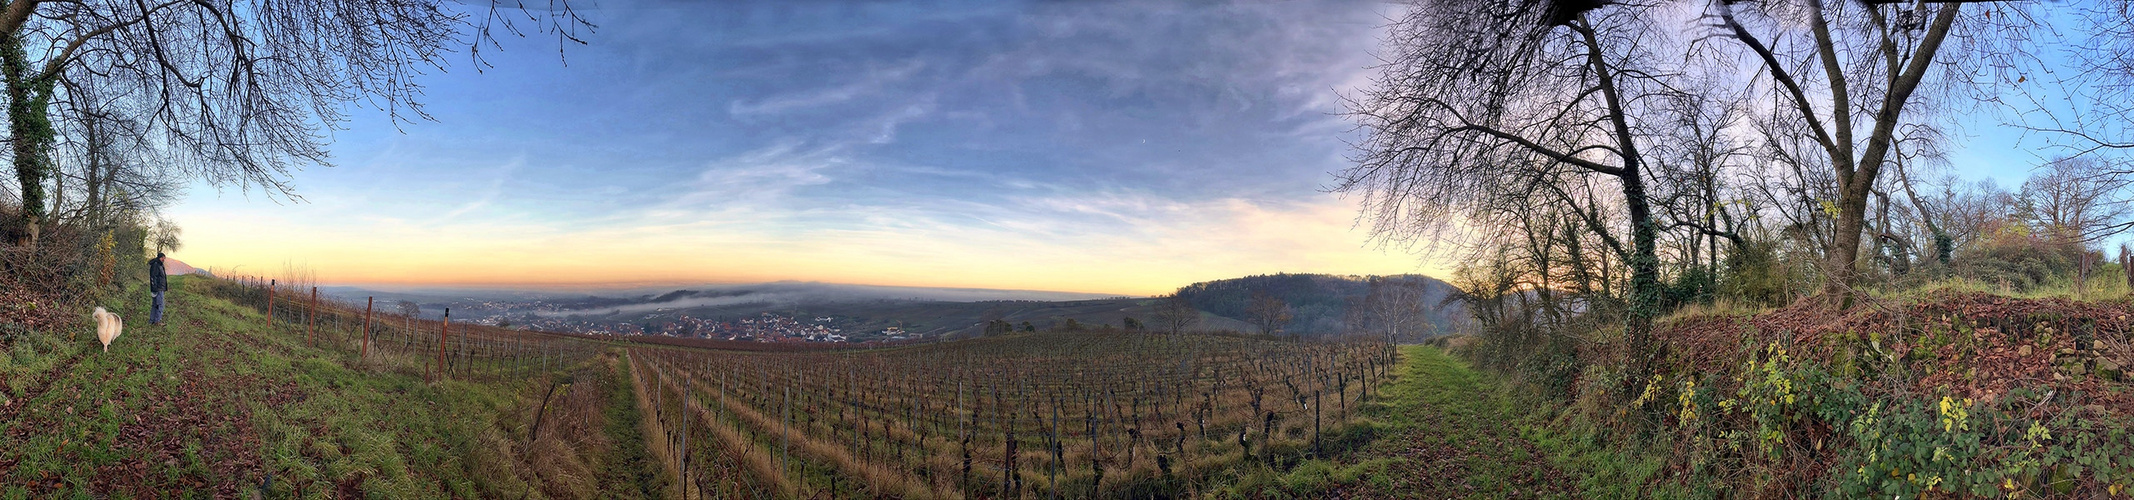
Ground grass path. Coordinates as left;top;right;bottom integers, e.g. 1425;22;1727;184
1236;344;1671;499
1329;344;1581;499
0;277;655;498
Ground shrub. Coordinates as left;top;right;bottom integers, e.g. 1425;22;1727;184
1947;222;2084;293
1719;239;1796;308
1464;311;1586;399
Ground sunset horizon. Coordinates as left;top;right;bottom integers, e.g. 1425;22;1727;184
156;1;1454;297
9;0;2134;496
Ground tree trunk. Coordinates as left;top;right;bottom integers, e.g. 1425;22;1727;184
1577;17;1664;383
1824;182;1870;308
3;30;56;246
84;145;101;225
1818;4;1959;307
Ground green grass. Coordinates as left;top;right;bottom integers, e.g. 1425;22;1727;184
597;354;667;498
1224;345;1689;499
0;277;645;498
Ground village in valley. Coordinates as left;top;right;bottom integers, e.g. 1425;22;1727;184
453;309;869;343
513;312;862;343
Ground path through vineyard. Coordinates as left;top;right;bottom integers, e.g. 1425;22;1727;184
1323;345;1589;499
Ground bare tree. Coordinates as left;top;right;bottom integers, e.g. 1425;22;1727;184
1338;0;1686;381
1245;291;1292;337
2021;156;2133;292
1888;132;1956;266
2;0;595;244
59;101;179;228
398;300;421;334
1711;0;2034;305
148;216;179;254
1152;293;1198;335
1448;248;1523;331
2012;1;2134;155
2023;156;2134;246
1358;277;1434;343
1920;177;2011;261
1653;85;1752;265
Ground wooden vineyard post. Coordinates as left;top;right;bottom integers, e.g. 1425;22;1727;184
360;297;375;361
306;287;319;346
266;279;276;325
437;308;451;381
1051;401;1062;500
681;387;692;500
957;379;968;493
781;385;791;479
2123;244;2133;293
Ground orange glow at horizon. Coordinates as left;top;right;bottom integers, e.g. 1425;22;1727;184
173;196;1454;296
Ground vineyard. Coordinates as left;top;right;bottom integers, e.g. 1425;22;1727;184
629;332;1397;498
200;276;601;381
16;275;1407;497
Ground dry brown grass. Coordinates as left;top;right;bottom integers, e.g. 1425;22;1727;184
519;374;614;499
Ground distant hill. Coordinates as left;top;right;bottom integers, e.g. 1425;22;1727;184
1173;273;1464;336
162;257;206;276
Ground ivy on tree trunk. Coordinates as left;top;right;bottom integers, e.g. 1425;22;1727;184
2;29;55;246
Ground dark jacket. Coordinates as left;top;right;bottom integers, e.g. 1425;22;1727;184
149;257;168;292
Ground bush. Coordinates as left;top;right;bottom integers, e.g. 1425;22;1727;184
1946;223;2085;293
1664;265;1716;309
1464;310;1586;399
1719;239;1798;308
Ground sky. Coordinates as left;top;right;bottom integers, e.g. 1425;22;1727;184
158;0;2125;297
165;0;1447;296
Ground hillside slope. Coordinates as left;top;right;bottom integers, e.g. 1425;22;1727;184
0;278;655;498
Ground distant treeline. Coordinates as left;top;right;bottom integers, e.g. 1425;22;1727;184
1173;273;1459;335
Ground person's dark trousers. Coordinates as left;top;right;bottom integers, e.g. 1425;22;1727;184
151;290;165;324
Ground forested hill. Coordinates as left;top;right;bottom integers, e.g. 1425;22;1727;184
1174;273;1463;336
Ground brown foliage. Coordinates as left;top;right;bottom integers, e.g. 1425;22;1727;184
1655;292;2134;412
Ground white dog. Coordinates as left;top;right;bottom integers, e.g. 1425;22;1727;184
94;307;123;352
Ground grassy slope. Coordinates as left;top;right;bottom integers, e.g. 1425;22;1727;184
1227;345;1675;499
0;277;660;498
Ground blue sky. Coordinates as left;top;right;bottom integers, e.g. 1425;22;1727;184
162;0;2127;295
168;0;1435;295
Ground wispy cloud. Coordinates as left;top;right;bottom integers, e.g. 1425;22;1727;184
169;1;1445;295
726;59;928;117
436;156;523;222
668;141;841;214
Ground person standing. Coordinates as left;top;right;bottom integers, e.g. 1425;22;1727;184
149;252;168;325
